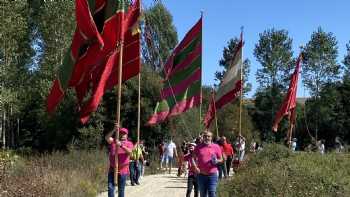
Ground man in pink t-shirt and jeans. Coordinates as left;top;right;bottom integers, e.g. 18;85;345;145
192;131;223;197
105;126;133;197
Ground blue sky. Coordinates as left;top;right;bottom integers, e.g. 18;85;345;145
143;0;350;98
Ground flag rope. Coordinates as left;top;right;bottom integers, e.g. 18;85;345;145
144;7;194;139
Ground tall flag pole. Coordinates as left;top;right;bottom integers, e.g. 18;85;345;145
137;0;142;146
199;11;204;134
147;17;202;125
272;53;303;146
239;27;244;136
114;0;126;186
213;89;219;137
204;31;243;130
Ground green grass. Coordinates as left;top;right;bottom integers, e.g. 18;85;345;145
218;144;350;197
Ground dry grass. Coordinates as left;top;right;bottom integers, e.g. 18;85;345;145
1;149;107;197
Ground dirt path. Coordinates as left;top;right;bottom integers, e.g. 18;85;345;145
97;169;187;197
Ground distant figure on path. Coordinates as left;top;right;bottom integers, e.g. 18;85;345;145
318;140;325;154
129;141;143;186
164;139;177;174
291;138;297;152
184;142;199;197
158;141;165;169
192;131;223;197
105;126;133;197
238;135;246;161
221;136;234;176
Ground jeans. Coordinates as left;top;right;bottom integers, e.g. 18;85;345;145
217;163;227;179
197;173;219;197
129;160;141;185
226;155;233;176
108;170;127;197
186;175;199;197
239;150;245;161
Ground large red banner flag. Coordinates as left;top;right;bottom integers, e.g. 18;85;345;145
272;54;303;132
204;90;217;129
46;0;105;114
46;0;141;124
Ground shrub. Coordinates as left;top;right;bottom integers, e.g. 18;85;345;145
218;145;350;197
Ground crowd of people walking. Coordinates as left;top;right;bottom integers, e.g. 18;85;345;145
105;125;251;197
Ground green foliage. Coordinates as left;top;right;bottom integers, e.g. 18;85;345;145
142;1;178;71
301;81;350;146
218;145;350;197
302;27;340;97
254;28;294;89
343;41;350;80
251;86;284;142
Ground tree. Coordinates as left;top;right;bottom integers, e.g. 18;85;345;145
252;29;294;141
254;28;294;89
215;38;252;96
142;2;178;71
302;27;340;97
343;41;350;80
302;27;340;141
0;0;32;148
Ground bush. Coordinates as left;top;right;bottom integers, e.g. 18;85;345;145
218;145;350;197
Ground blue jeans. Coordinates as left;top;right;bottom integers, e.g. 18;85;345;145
218;162;227;179
129;160;141;185
197;173;219;197
108;170;127;197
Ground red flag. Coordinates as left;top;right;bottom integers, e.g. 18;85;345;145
46;0;106;113
204;90;217;129
272;54;302;132
78;0;141;123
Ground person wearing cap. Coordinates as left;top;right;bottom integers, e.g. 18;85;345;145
184;142;199;197
105;125;133;197
129;141;144;186
192;131;223;197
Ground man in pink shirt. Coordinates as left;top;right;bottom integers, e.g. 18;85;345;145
192;131;223;197
105;126;133;197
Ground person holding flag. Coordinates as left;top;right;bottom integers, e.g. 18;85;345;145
105;126;133;197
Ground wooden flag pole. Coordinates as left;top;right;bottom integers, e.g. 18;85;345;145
137;68;141;144
212;88;219;137
137;0;142;146
199;10;204;135
238;26;244;136
114;40;124;186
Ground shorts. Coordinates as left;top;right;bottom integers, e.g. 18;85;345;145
162;154;173;164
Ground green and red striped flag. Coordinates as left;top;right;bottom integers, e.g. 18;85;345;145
204;32;243;128
147;17;202;125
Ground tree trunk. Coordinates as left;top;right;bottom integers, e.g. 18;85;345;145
0;111;2;149
10;105;14;148
17;118;19;148
2;110;6;149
